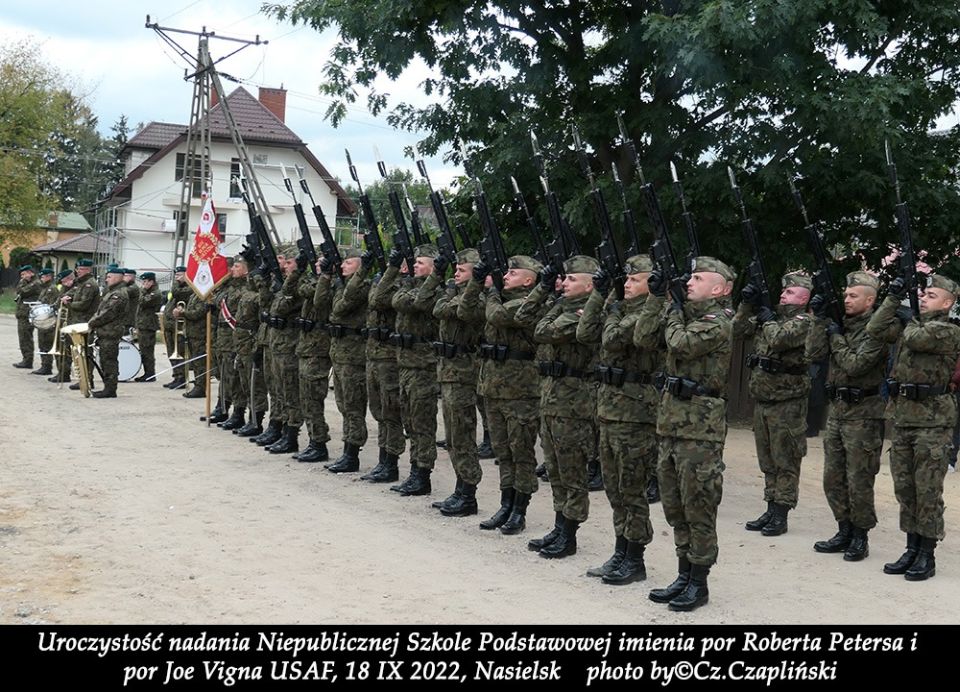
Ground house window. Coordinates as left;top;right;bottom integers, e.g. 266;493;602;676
217;213;228;239
229;159;241;198
175;153;204;198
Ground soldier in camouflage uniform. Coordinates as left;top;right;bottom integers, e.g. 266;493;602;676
13;265;41;369
469;256;542;533
231;255;269;438
204;273;234;423
63;259;101;391
647;257;735;612
733;272;813;536
427;248;485;516
31;268;59;375
163;266;192;389
805;271;888;561
362;253;405;483
175;291;209;398
87;266;130;398
123;269;140;333
251;265;283;447
521;255;600;559
325;249;371;472
48;270;75;383
134;272;162;382
218;263;251;429
866;273;960;581
577;255;661;583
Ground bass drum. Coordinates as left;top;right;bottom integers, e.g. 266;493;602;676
117;340;142;382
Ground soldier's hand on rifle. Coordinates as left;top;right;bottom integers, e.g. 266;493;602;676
295;252;309;273
539;265;559;291
826;320;844;337
741;282;763;307
647;270;667;297
472;261;491;283
239;244;256;264
434;254;450;278
895;305;914;326
888;276;908;298
755;306;776;324
388;247;404;269
361;250;376;270
809;294;829;319
592;268;612;297
319;256;336;275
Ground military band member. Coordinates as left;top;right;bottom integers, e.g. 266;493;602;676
123;268;140;332
32;268;59;376
49;269;75;383
163;266;191;389
866;273;960;581
134;272;162;382
63;259;100;392
86;266;130;398
13;264;41;369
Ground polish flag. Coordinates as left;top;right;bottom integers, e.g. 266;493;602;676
185;193;229;299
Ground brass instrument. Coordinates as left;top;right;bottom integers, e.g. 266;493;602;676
158;309;168;352
62;322;91;398
172;300;186;360
42;304;69;358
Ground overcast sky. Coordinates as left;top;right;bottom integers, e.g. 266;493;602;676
0;0;458;190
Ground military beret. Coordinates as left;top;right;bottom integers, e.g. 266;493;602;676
782;272;813;291
456;248;481;265
107;263;119;270
624;254;653;275
57;269;73;281
174;265;187;273
124;268;137;276
39;268;54;276
846;271;879;291
18;264;34;273
693;256;736;281
275;243;297;256
106;266;124;276
140;272;156;281
564;254;600;275
415;244;439;259
508;255;543;274
927;273;960;297
341;247;364;260
76;259;94;268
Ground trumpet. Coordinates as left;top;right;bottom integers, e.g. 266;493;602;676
42;304;69;358
172;301;186;360
62;322;91;398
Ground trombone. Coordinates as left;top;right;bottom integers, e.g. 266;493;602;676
42;304;69;358
172;300;186;360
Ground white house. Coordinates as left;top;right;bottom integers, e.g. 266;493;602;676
100;86;356;285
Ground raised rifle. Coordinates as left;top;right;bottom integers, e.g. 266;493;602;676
884;140;920;316
416;155;459;271
295;164;343;279
455;223;472;252
510;176;548;264
279;164;319;274
530;130;579;275
238;173;281;291
728;166;773;310
571;125;625;299
671;161;701;266
461;141;508;289
789;175;843;325
346;148;386;272
610;161;644;258
375;147;416;273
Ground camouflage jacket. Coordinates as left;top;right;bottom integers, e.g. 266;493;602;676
805;309;888;420
15;277;42;319
431;275;485;385
88;282;129;340
657;298;733;443
66;273;101;324
366;268;399;362
234;276;264;357
182;292;209;341
578;290;661;425
136;284;162;331
866;295;960;428
329;270;370;366
256;276;274;348
38;280;60;308
733;302;811;403
267;270;304;355
296;272;332;361
533;291;599;418
125;283;140;327
388;268;441;370
163;280;192;325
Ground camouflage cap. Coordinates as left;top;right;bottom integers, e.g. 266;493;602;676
846;270;879;291
140;271;156;281
927;273;960;297
415;244;439;259
564;254;600;275
275;243;297;257
624;254;653;274
56;269;73;281
693;256;736;281
456;248;481;265
508;255;543;273
233;252;250;265
342;247;364;260
39;267;54;276
782;271;813;290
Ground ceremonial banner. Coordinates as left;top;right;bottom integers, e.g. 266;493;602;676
186;194;229;299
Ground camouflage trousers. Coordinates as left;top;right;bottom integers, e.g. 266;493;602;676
271;350;302;427
754;397;808;508
399;366;437;469
264;348;281;422
17;317;34;363
298;355;331;443
37;324;54;369
96;336;120;393
822;414;883;530
138;329;157;376
441;380;481;486
486;396;539;494
541;413;597;523
367;358;405;455
216;345;240;406
889;425;951;540
186;336;206;390
598;419;656;544
333;361;368;447
235;351;268;414
658;436;725;567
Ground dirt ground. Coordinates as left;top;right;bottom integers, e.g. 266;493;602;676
0;314;957;625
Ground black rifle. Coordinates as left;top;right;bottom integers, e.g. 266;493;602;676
346;149;386;273
728;167;773;310
670;161;701;267
610;161;644;258
885;140;920;316
571;125;625;299
510;176;548;263
416;156;459;270
375;148;416;273
455;223;472;252
530;130;579;275
462;142;508;289
279;164;319;274
789;175;843;325
295;164;343;279
238;174;281;291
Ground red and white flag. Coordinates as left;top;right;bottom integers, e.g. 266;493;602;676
185;193;229;299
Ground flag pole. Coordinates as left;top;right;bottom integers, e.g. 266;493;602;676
205;308;212;426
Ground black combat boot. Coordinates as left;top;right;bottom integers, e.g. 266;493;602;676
361;449;387;480
649;557;691;603
745;501;774;531
587;459;604;491
236;412;264;437
668;563;710;611
368;452;399;483
183;385;205;398
603;541;647;585
528;511;564;551
479;488;514;530
760;503;789;536
432;479;463;510
477;430;495;459
391;464;418;493
904;537;937;581
203;402;229;424
586;535;627;578
31;364;53;376
133;370;155;382
49;373;70;383
264;424;290;451
440;482;477;516
327;442;361;473
295;440;329;463
535;463;548;480
499;492;530;535
91;388;117;398
12;359;33;369
884;533;921;575
220;407;246;431
254;420;283;446
646;476;660;504
539;517;579;558
843;526;869;562
399;466;432;496
814;520;853;553
268;426;300;454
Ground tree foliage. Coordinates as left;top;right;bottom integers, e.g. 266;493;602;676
267;0;960;281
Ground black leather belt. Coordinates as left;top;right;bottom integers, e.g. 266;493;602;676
478;343;535;362
595;364;656;387
297;318;329;334
825;384;881;404
433;341;475;358
659;374;722;399
388;332;429;349
538;360;592;379
886;379;949;401
328;323;365;338
236;321;259;331
746;353;806;376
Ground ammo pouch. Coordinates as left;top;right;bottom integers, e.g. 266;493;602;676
886;379;948;401
296;318;317;334
539;360;589;379
388;332;417;349
259;311;270;324
595;364;626;387
328;324;364;338
432;341;472;358
663;375;720;400
369;326;393;342
746;353;806;376
480;343;534;362
269;315;287;329
825;384;880;404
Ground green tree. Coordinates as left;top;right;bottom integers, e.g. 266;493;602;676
267;0;960;282
342;166;435;242
9;247;36;269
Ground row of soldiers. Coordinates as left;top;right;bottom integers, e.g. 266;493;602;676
153;239;960;612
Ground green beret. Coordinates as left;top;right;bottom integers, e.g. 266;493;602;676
174;265;187;273
106;266;124;276
39;268;54;276
341;247;363;260
693;256;736;281
107;263;118;269
846;271;879;291
140;272;156;281
124;268;137;276
507;255;543;274
564;254;600;275
782;272;813;291
625;254;653;274
76;259;94;268
57;269;73;281
456;248;481;265
415;244;439;259
18;264;34;273
927;274;960;297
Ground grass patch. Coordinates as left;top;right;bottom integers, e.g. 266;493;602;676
0;289;16;315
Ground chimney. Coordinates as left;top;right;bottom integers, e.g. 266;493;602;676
258;86;287;123
211;89;219;109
